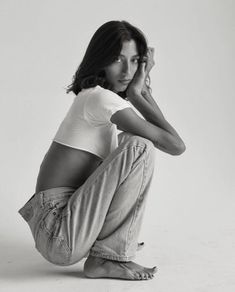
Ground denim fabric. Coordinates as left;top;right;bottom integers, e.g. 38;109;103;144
18;133;155;266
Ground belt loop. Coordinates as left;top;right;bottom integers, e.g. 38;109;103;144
39;191;44;208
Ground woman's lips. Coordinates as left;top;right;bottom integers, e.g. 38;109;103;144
119;79;131;85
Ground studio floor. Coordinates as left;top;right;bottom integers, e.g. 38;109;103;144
1;225;234;292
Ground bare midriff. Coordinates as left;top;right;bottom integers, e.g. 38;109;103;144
35;141;103;193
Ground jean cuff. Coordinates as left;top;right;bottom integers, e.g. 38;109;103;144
89;250;136;262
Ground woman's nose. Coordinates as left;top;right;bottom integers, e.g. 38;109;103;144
122;61;131;76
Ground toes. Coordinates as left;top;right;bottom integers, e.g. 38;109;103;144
148;272;154;279
146;266;157;274
143;273;148;280
140;272;149;280
144;266;157;274
139;272;145;280
134;272;142;280
143;266;157;279
135;272;148;280
133;270;155;280
152;266;158;274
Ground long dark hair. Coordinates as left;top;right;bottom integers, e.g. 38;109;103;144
66;20;150;98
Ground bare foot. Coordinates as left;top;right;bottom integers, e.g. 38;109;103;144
84;255;157;280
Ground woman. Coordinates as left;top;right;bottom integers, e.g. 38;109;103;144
19;20;186;281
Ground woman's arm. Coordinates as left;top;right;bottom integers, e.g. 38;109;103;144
135;83;183;141
111;105;185;155
126;89;185;154
141;83;165;120
111;47;186;155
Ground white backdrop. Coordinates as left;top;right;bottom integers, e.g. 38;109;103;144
0;0;234;291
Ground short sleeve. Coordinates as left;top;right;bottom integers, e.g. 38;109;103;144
85;87;131;124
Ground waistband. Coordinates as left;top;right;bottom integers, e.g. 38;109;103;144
38;186;76;203
19;186;76;222
22;186;76;208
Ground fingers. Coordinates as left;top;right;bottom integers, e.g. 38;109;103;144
140;60;147;75
148;47;155;54
147;47;155;61
146;47;155;59
139;47;154;67
143;46;155;74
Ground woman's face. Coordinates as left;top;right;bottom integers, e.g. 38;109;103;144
104;39;140;93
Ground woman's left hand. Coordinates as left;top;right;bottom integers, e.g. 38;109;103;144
126;47;155;97
145;47;155;77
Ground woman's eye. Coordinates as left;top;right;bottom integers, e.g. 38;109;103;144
113;57;139;64
114;57;121;63
132;58;139;64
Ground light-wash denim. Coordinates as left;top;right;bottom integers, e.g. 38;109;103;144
18;133;155;266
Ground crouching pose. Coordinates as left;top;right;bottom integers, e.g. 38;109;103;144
19;20;186;280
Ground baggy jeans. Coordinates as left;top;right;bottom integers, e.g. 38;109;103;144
18;133;155;266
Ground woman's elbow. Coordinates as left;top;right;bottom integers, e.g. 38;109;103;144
154;134;186;156
171;140;186;156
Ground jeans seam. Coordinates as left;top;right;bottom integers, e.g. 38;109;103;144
37;215;72;257
125;149;147;253
84;144;147;259
89;250;135;262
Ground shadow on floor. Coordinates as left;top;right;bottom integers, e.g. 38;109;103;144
0;237;86;281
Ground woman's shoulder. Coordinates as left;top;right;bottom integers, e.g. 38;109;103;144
92;85;116;97
89;85;126;103
83;85;129;116
79;85;114;96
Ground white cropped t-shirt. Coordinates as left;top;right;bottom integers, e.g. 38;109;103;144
53;85;133;159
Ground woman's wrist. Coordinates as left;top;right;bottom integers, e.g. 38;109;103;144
141;82;151;98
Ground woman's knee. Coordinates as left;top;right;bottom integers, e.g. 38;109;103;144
119;132;153;147
120;134;155;164
118;132;134;145
127;135;155;152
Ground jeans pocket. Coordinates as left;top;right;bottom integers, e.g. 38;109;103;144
48;236;71;266
35;223;50;259
42;196;70;231
43;208;59;233
35;220;71;266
